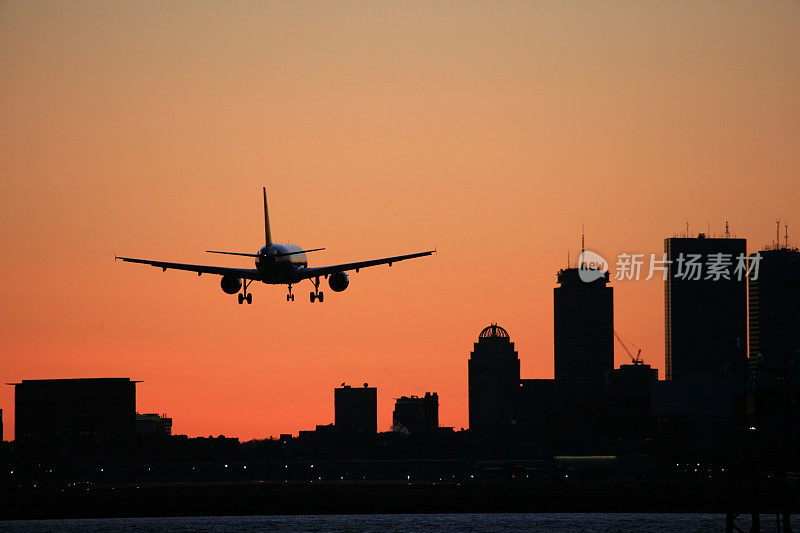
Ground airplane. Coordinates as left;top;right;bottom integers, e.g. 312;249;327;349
116;188;435;304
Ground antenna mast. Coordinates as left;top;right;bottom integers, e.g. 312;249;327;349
580;223;585;268
785;222;789;249
725;220;730;238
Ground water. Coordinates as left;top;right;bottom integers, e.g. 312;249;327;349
0;513;770;532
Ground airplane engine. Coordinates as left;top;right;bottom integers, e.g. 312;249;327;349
220;275;242;294
328;271;349;292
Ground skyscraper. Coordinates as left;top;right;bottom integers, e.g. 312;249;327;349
553;267;613;394
665;235;747;380
468;324;520;437
334;383;377;435
749;246;800;368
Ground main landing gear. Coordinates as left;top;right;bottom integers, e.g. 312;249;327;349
309;276;324;303
286;284;295;302
238;281;253;305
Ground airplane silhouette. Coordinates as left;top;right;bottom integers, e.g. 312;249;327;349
116;188;435;304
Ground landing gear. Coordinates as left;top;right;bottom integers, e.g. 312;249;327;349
309;277;324;303
286;284;295;302
239;280;253;304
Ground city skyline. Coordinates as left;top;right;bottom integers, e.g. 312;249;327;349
2;2;799;441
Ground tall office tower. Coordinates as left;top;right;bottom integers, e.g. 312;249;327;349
13;378;137;455
334;383;377;434
665;234;747;380
553;267;614;394
468;324;520;436
749;246;800;367
392;392;439;435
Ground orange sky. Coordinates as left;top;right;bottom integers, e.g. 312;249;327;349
1;2;799;441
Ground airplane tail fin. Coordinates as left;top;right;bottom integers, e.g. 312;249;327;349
263;187;272;246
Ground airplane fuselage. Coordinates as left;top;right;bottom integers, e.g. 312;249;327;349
256;243;308;283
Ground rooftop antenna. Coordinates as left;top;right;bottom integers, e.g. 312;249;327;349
725;220;730;238
580;223;585;268
776;219;781;248
567;251;570;269
707;220;710;236
686;220;690;238
785;222;789;249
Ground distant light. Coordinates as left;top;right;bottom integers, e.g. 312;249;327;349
243;466;247;469
224;464;228;468
100;468;104;472
407;475;411;480
749;426;757;431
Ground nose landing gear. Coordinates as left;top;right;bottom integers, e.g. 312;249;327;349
286;284;295;301
309;276;324;303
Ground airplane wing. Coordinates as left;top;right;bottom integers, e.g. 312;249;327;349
115;256;262;280
294;250;435;280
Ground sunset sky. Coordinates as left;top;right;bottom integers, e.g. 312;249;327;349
1;1;799;441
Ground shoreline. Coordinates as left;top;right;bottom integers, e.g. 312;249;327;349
2;479;797;520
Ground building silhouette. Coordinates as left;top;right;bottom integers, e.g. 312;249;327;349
392;392;438;435
135;412;173;436
468;324;519;438
12;378;137;456
607;362;658;395
749;246;800;370
334;383;377;435
553;267;613;394
665;235;747;380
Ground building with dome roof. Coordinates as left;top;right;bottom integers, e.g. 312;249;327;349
468;324;520;440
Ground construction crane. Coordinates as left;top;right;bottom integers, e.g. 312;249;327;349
614;330;643;365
